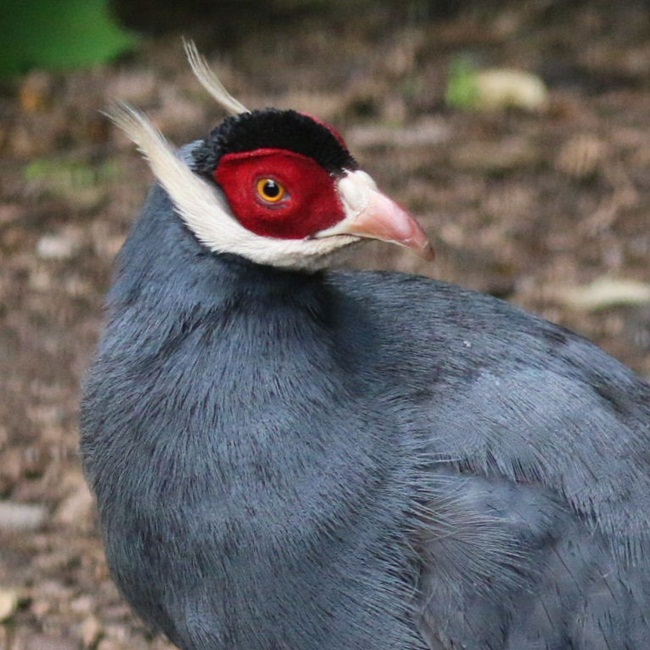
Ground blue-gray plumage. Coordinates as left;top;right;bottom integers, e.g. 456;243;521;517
81;90;650;650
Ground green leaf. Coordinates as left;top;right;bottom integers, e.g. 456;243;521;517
0;0;138;78
445;56;480;111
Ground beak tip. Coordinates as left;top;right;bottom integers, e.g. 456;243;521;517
332;172;436;261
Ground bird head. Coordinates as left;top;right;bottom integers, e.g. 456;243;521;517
108;42;433;270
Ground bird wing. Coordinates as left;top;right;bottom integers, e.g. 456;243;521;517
332;270;650;649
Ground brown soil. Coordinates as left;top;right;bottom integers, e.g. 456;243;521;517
1;2;649;648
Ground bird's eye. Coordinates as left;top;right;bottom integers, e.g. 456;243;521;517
256;178;286;204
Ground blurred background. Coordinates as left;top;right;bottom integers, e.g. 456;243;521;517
1;0;649;648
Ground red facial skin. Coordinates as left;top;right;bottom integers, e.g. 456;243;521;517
215;148;346;240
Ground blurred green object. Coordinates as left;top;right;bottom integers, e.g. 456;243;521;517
445;56;481;110
0;0;137;78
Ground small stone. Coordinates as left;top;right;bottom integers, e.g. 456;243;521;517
36;233;79;260
0;501;47;532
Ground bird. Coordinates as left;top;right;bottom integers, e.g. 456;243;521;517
81;42;650;650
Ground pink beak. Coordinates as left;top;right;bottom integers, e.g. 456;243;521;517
316;171;434;260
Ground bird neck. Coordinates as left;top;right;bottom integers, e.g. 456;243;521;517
109;184;334;316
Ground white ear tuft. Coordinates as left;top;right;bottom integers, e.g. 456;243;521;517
183;39;250;116
105;102;237;250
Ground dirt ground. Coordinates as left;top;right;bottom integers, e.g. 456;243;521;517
1;1;649;648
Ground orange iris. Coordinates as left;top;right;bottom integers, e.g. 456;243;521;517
256;178;286;203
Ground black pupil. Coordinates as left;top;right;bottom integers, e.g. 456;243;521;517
263;180;281;198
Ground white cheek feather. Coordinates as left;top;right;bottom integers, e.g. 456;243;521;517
107;104;357;270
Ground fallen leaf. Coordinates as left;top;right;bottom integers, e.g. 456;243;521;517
0;587;18;622
475;68;548;111
553;278;650;311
